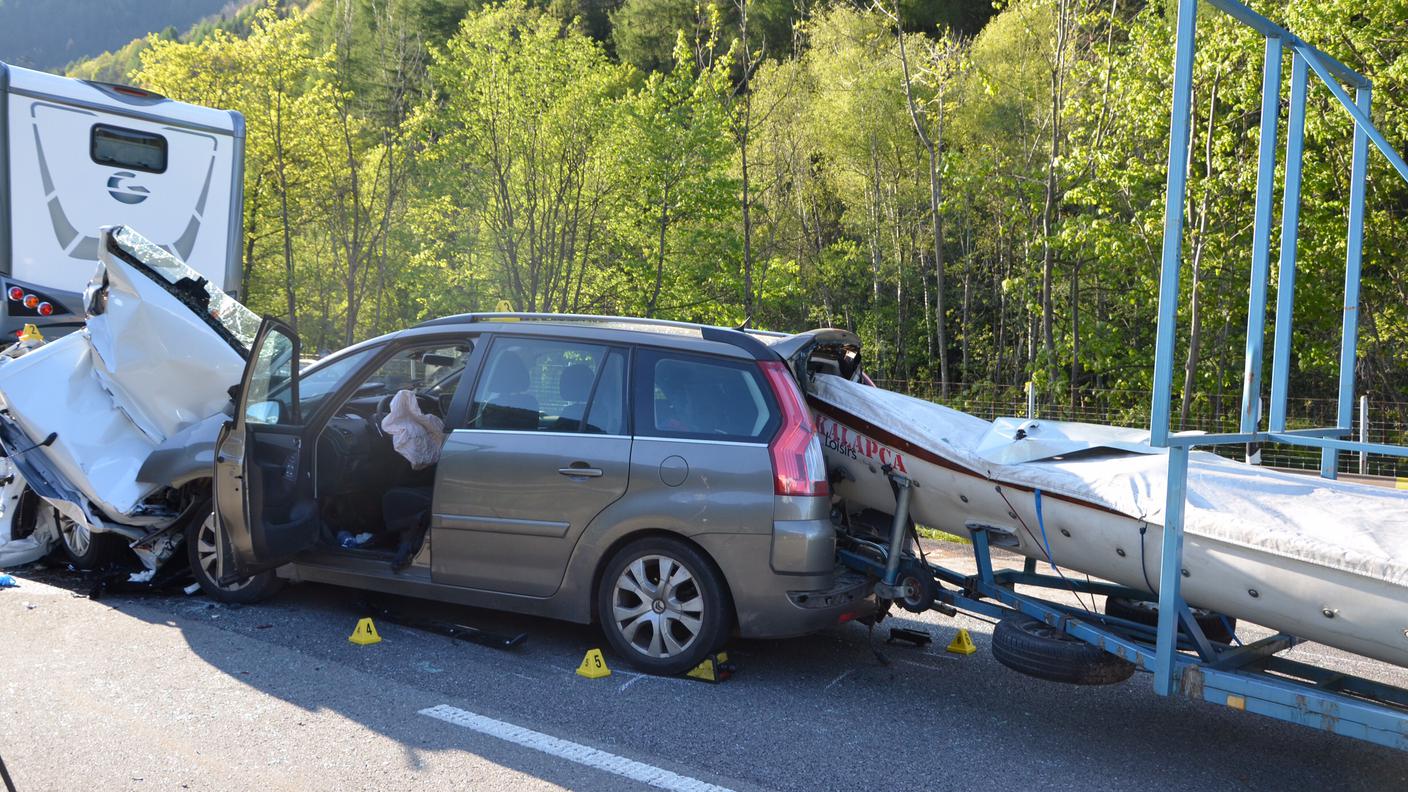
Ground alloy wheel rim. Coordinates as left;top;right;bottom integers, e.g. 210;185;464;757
196;513;252;592
59;518;90;556
611;554;704;659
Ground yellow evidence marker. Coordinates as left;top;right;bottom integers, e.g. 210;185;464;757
349;617;382;645
685;652;734;683
576;648;611;678
946;628;977;655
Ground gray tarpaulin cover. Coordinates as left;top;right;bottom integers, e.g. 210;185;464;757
813;374;1408;587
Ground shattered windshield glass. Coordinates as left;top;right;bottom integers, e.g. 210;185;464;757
110;226;262;354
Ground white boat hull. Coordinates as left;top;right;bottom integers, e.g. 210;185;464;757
808;376;1408;668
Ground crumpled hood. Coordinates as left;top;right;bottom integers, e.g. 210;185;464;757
0;229;247;523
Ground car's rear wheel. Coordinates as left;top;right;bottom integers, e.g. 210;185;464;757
187;506;283;604
596;536;730;676
54;515;124;570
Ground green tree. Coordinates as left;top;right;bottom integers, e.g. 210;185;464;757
422;0;629;312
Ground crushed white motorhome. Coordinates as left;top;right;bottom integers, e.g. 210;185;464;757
0;225;256;568
0;62;244;338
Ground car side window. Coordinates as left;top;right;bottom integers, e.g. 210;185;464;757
467;337;616;432
244;326;298;425
583;349;627;435
295;348;377;418
356;343;473;402
632;349;778;442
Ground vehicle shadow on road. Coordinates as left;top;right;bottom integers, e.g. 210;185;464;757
14;563;1408;792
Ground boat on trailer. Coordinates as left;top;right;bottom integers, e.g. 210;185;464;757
804;372;1408;669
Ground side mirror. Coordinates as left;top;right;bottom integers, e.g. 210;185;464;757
245;400;282;425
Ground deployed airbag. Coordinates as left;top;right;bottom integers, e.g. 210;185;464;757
381;390;445;470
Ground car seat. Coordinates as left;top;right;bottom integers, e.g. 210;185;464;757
477;353;540;430
552;363;595;431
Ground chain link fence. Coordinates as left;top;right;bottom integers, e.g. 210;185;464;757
870;379;1408;479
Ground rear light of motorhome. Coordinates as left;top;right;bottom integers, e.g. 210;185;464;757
22;295;38;309
6;287;23;302
759;360;829;498
37;302;53;317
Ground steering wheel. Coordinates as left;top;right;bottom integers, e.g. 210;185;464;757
375;391;441;418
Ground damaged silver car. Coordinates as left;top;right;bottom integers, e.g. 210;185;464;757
0;225;873;674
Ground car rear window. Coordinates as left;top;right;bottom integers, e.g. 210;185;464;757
632;349;777;443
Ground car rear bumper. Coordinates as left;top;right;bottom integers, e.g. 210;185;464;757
695;532;877;639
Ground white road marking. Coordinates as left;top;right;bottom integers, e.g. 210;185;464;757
420;704;736;792
824;669;855;690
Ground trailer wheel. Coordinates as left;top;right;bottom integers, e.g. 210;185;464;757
991;614;1135;685
1104;596;1237;645
896;570;937;613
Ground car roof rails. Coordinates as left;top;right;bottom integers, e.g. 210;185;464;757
416;312;774;359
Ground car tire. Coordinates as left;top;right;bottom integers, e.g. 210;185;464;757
186;503;283;604
992;614;1136;685
1104;596;1237;645
596;536;731;676
53;515;124;570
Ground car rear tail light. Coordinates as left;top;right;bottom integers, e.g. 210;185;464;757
759;360;829;498
22;294;38;309
6;286;23;302
37;302;53;317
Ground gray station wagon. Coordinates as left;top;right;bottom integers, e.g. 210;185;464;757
0;227;875;674
202;312;876;673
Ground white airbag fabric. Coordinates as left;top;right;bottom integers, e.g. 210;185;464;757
381;390;445;470
813;375;1408;587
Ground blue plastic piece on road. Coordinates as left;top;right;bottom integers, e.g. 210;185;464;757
0;574;17;588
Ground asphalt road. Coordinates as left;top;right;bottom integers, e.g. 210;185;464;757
2;544;1405;791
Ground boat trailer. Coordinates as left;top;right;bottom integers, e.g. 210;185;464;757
837;468;1408;752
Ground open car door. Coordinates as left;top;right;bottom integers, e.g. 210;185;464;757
214;318;319;583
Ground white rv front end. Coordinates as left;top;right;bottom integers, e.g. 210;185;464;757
0;62;243;337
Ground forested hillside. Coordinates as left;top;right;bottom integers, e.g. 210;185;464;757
0;0;237;71
97;0;1408;429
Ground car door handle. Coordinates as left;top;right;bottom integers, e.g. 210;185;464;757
558;466;604;478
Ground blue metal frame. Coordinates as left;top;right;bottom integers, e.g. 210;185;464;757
1145;0;1408;751
837;523;1408;750
837;0;1408;754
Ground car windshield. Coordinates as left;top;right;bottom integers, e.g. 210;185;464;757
110;226;262;354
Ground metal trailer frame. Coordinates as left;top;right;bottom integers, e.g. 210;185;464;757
1144;0;1408;750
835;0;1408;752
838;470;1408;751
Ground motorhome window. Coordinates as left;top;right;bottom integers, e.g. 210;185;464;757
91;125;167;173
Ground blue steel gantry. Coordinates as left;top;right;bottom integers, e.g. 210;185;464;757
1148;0;1408;750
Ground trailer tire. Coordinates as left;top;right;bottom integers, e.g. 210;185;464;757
992;614;1135;686
1104;596;1237;645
